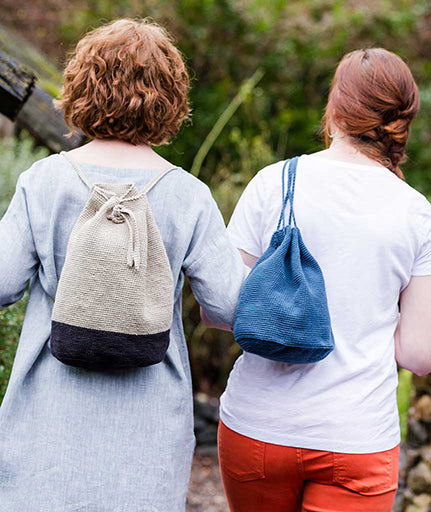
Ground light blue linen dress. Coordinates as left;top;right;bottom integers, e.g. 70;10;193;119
0;154;246;511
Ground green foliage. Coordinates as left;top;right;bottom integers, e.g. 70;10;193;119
0;301;26;402
1;1;431;407
397;369;413;441
405;85;431;197
57;0;431;199
0;135;49;216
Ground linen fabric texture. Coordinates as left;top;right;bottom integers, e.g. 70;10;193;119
51;153;175;370
221;154;431;453
233;157;334;363
0;154;247;511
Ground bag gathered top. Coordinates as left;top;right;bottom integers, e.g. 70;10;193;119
233;156;335;364
50;152;175;371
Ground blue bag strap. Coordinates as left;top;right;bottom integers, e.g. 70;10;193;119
277;156;299;230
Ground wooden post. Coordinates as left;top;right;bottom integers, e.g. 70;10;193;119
0;23;85;151
0;51;35;120
15;85;84;152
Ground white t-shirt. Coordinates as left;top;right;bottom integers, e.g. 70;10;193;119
220;154;431;454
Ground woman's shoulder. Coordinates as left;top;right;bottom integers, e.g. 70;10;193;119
257;155;429;198
167;166;213;198
16;153;77;190
18;153;211;197
254;159;285;182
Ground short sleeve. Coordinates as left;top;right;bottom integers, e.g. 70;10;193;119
227;172;266;258
0;174;39;307
411;197;431;276
183;184;248;327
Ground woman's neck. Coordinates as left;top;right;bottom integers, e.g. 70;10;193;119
313;134;386;168
66;138;174;170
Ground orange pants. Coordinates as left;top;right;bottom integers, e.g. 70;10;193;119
218;421;399;512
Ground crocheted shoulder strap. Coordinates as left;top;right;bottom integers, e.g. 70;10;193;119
277;156;299;230
60;151;91;189
60;151;177;195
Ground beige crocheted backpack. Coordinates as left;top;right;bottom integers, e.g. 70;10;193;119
50;151;175;371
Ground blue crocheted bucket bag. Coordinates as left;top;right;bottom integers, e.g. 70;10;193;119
233;157;335;364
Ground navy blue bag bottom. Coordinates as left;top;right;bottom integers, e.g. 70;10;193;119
50;321;170;371
238;337;333;364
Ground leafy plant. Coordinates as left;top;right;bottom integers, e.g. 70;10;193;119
0;134;49;216
0;301;26;402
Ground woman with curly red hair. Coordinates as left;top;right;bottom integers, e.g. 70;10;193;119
0;19;246;510
214;49;431;512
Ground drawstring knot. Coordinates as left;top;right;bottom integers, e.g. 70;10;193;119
60;151;178;274
106;195;141;271
108;204;127;224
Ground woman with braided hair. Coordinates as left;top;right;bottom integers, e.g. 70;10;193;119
322;48;418;179
208;49;431;511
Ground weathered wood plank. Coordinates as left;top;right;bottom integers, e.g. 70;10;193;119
0;50;35;120
0;22;62;98
0;22;85;151
15;86;84;152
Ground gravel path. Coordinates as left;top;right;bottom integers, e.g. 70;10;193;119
186;447;228;512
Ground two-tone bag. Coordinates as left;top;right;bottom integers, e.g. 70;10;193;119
50;152;175;371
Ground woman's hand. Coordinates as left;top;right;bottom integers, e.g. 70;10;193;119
200;307;232;331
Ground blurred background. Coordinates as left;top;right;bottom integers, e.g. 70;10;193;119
1;1;431;511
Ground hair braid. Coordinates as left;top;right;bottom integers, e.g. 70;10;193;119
323;48;420;178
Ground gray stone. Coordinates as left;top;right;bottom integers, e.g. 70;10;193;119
414;395;431;423
399;443;409;476
404;493;431;512
407;461;431;495
392;489;405;512
407;418;430;447
419;445;431;466
195;424;218;446
413;493;431;507
405;503;429;512
194;394;219;424
406;447;421;471
411;376;431;395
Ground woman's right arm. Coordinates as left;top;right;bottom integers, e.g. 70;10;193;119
395;275;431;376
396;196;431;376
0;173;39;308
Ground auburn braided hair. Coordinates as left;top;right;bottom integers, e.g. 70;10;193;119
323;48;420;179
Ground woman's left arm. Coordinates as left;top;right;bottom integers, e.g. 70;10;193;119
183;184;248;329
0;174;39;308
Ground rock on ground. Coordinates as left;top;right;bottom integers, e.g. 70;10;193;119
186;447;228;512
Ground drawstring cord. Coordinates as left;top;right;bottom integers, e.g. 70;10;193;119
108;203;141;270
59;151;177;272
99;186;144;271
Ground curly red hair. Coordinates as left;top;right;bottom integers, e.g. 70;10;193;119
55;18;191;145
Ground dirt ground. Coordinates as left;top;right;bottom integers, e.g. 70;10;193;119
187;447;228;512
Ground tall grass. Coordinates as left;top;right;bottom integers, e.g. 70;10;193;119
398;368;413;441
